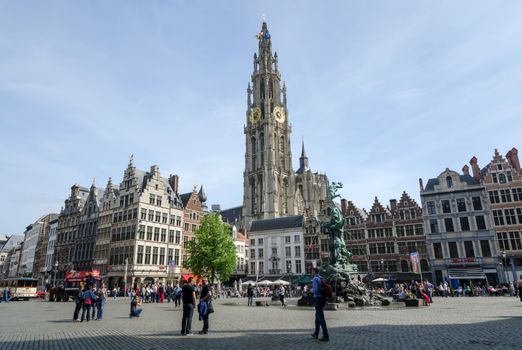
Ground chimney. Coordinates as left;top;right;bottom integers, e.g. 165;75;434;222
389;199;397;213
150;165;159;176
418;178;424;191
341;199;348;215
506;147;521;173
469;156;481;181
462;164;469;176
169;174;179;194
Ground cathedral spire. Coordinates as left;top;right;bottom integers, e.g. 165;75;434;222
256;21;273;72
296;141;310;174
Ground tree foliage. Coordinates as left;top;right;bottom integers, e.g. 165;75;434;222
186;212;236;284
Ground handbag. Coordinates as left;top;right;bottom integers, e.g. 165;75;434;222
207;299;214;314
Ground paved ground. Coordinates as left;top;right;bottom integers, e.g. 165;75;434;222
0;296;521;349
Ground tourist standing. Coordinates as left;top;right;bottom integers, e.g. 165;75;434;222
174;284;182;307
159;283;165;303
91;285;98;320
311;268;329;341
96;284;106;320
198;278;212;334
247;283;254;306
181;278;196;336
73;288;83;321
80;285;96;322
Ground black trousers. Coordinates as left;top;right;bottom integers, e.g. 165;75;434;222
73;302;82;320
201;313;209;332
181;304;194;334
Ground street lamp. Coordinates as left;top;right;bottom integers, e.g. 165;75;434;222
380;259;384;276
501;251;508;284
53;261;58;286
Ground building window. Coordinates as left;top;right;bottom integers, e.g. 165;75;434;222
286;260;292;273
499;173;507;184
509;231;522;250
429;219;438;234
162;213;168;224
161;228;167;242
258;238;263;245
444;218;454;232
480;240;491;257
500;189;512;203
168;230;174;243
427;201;436;215
149;194;155;205
464;241;475;258
493;210;505;226
152;247;158;265
148;210;154;221
504;209;516;225
155;211;161;223
258;248;263;258
285;236;291;244
497;232;509;250
433;243;443;259
159;247;165;265
285;247;291;257
175;230;181;244
472;197;482;211
294;235;300;243
396;226;405;237
295;260;302;274
476;215;486;230
489;191;500;204
154;227;160;241
294;246;301;257
250;249;255;259
145;246;151;264
250;239;255;246
460;217;470;231
513;188;522;201
141;209;147;220
456;198;466;212
446;176;453;188
147;226;153;240
250;262;255;274
441;200;451;214
174;249;180;266
448;242;459;258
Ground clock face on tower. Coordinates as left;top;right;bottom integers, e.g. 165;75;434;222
273;106;286;123
249;107;261;124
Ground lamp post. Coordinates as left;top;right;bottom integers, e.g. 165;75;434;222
53;261;58;286
501;251;508;284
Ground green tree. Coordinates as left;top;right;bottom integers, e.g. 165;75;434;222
186;212;236;284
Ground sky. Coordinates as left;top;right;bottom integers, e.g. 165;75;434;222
1;1;522;234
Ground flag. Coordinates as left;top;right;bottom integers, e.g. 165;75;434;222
410;252;420;274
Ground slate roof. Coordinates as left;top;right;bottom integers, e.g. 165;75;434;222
220;206;243;225
424;174;480;191
250;215;304;232
180;193;193;207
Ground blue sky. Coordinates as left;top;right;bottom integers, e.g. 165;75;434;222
1;1;522;234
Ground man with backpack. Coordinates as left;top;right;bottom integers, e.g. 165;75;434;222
311;267;329;341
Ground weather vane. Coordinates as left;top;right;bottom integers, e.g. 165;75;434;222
262;13;266;22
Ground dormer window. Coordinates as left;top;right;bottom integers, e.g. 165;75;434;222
446;176;453;188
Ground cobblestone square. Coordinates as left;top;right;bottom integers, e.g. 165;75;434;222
0;297;520;350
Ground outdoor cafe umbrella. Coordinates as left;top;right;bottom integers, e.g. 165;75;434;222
241;280;256;286
272;279;290;286
257;280;273;286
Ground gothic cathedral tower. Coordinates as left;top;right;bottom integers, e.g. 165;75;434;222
243;22;293;225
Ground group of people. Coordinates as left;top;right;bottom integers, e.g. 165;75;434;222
72;283;107;322
180;277;212;335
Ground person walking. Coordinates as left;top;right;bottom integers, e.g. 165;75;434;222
73;288;83;321
181;278;196;336
198;278;212;334
80;284;96;322
96;283;106;320
130;295;143;318
517;276;522;302
311;268;329;341
279;285;286;308
247;283;254;306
